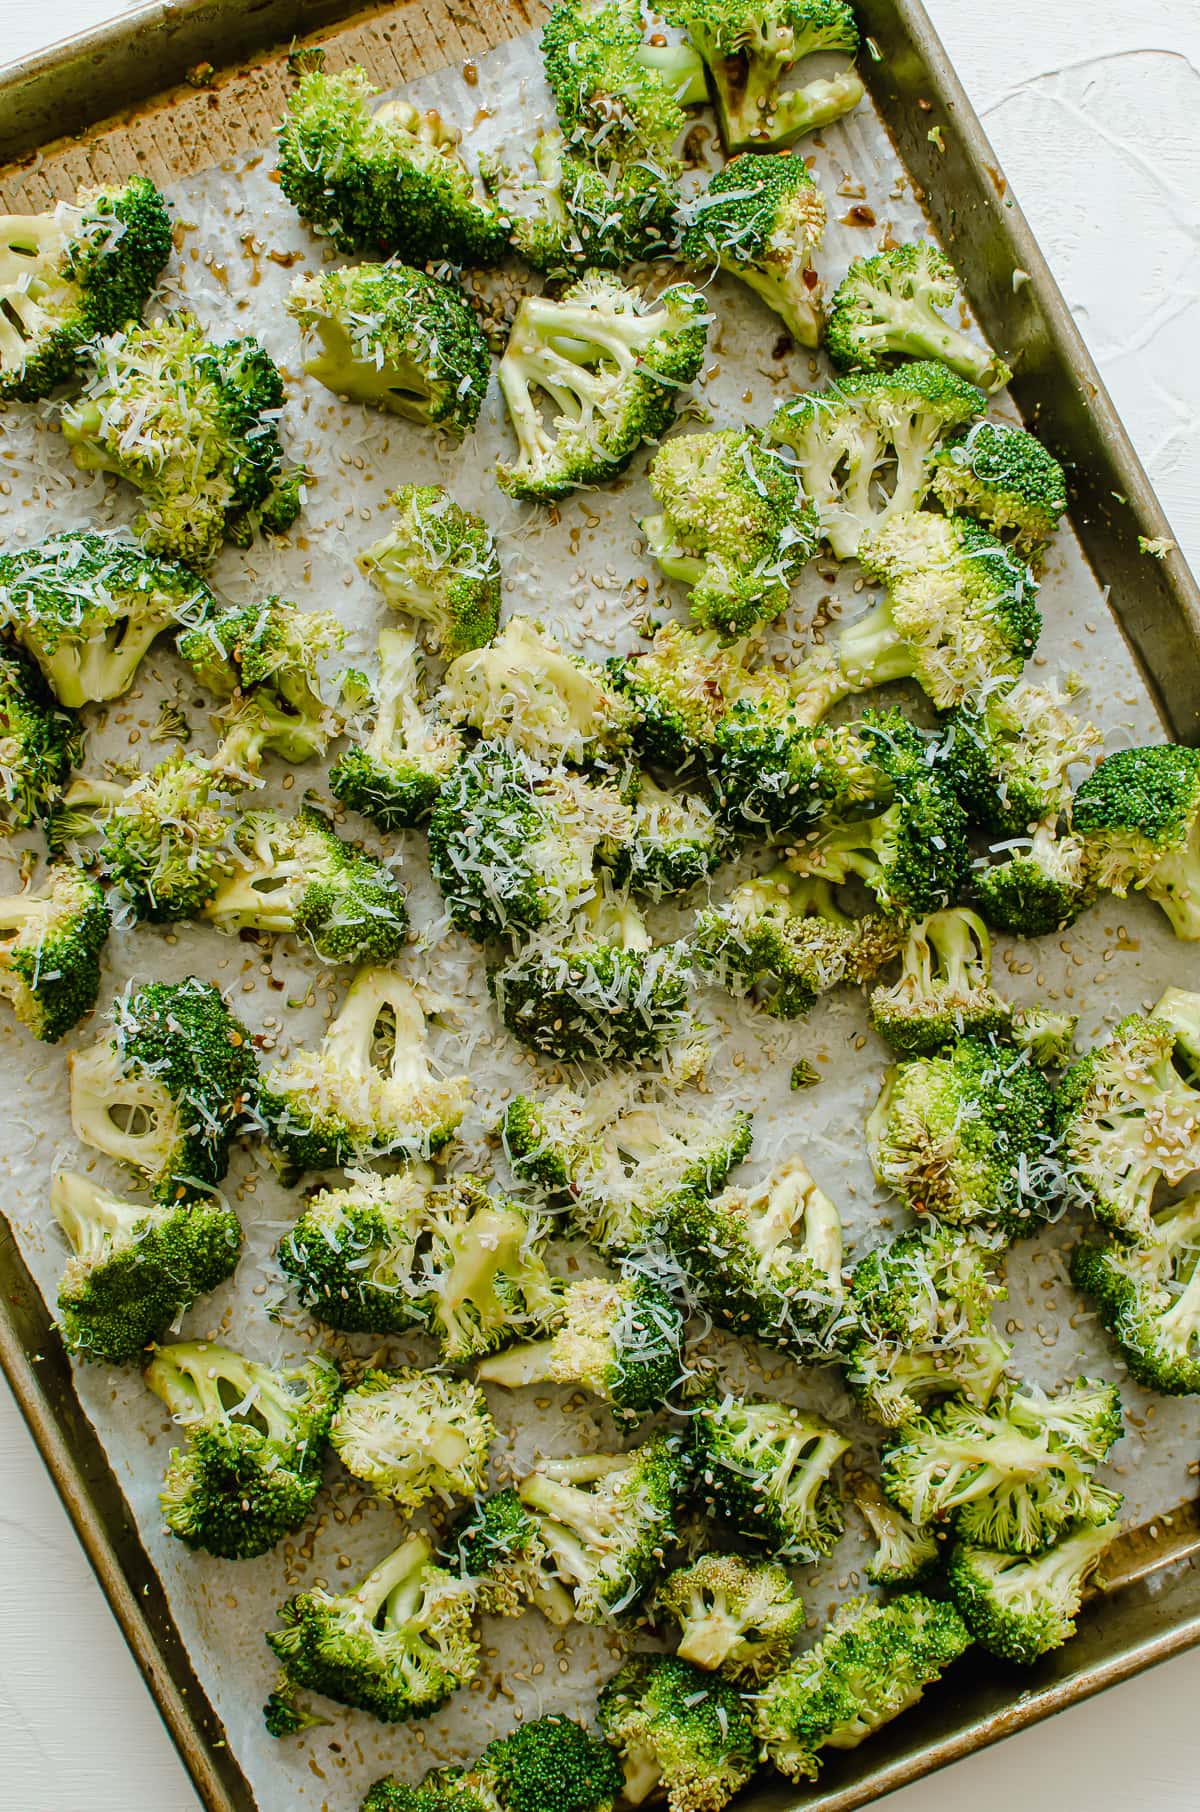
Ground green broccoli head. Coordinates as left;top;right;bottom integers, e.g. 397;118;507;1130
663;0;863;150
479;1713;626;1812
358;485;501;657
680;151;827;345
641;427;819;637
947;1519;1120;1666
145;1339;340;1558
496;269;709;501
938;678;1101;837
177;597;344;774
0;862;109;1042
826;241;1012;392
484;133;680;277
929;419;1068;555
853;1475;943;1585
607;622;762;767
690;1393;849;1559
331;1368;493;1509
655;1551;806;1682
0;179;171;401
287;262;490;435
1072;742;1200;939
603;770;730;900
1072;1194;1200;1396
597;1652;758;1812
330;627;463;830
277;67;508;264
442;1487;574;1624
868;907;1012;1056
278;1168;433;1334
61;316;304;568
709;702;885;841
0;530;212;707
99;755;232;923
0;642;80;828
541;0;706;163
974;824;1095;938
439;615;637;767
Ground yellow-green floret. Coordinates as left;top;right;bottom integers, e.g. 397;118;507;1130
0;642;80;828
689;1393;849;1559
694;869;899;1016
946;1518;1120;1666
1072;742;1200;940
597;1652;758;1812
826;242;1011;392
483;133;681;277
603;771;730;900
868;907;1012;1056
441;1487;574;1624
331;1368;493;1508
176;597;344;775
0;861;109;1041
937;678;1100;837
853;1475;943;1585
679;152;827;345
358;485;501;657
973;823;1095;938
278;1168;434;1336
607;622;768;768
330;627;463;830
439;615;637;767
1072;1193;1200;1395
99;754;232;923
541;0;706;163
654;1552;806;1682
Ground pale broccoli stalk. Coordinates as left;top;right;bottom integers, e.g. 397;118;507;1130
358;484;501;657
330;627;462;830
439;614;636;766
826;242;1012;392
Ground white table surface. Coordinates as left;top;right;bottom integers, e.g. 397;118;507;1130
1;1;1198;1807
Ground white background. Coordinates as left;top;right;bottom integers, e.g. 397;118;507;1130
0;1;1198;1808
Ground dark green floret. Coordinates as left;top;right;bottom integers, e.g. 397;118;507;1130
541;0;706;163
442;1486;573;1623
277;66;508;264
330;628;462;830
177;597;344;775
937;678;1099;836
929;419;1068;556
826;242;1011;392
947;1519;1120;1666
0;642;79;828
709;702;885;840
603;771;729;900
1072;742;1200;939
690;1393;849;1559
278;1169;432;1335
597;1652;758;1812
145;1339;340;1558
0;862;109;1041
654;1551;806;1682
973;825;1095;938
484;134;680;277
480;1713;625;1812
0;178;171;401
680;152;827;345
1073;1195;1200;1395
868;907;1012;1056
358;485;501;657
262;1680;326;1740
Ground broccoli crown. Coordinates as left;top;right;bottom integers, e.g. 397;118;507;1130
853;1476;943;1585
1072;742;1200;939
1056;1011;1200;1241
663;0;862;151
709;703;885;841
690;1393;849;1559
490;895;695;1065
331;1368;493;1508
277;68;507;264
476;1273;684;1422
262;1681;326;1741
0;862;109;1042
607;622;762;767
597;1652;758;1812
974;825;1094;938
937;678;1100;837
603;771;729;900
1072;1194;1200;1396
868;906;1012;1057
51;1170;240;1365
204;806;409;965
501;1075;753;1254
767;361;986;561
666;1155;845;1356
69;977;259;1203
517;1433;686;1622
929;419;1068;554
655;1551;806;1682
868;1034;1059;1239
480;1713;625;1812
412;1179;560;1363
541;0;703;163
278;1169;433;1335
100;755;232;924
146;1339;340;1558
487;135;680;278
754;1593;972;1782
177;597;343;771
440;615;637;767
0;530;212;708
0;642;80;828
268;1531;480;1723
947;1518;1119;1666
442;1487;571;1623
359;484;501;658
880;1382;1123;1553
642;428;819;638
361;1775;492;1812
330;627;463;830
287;262;491;435
61;315;303;569
679;152;827;346
0;179;172;401
496;269;709;502
260;966;471;1172
826;241;1012;393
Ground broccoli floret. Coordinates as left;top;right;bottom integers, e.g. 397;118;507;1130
61;316;303;568
640;428;819;637
844;1225;1011;1427
0;179;171;401
484;133;680;276
427;742;630;942
358;485;501;658
440;615;637;767
262;1679;327;1741
1073;1194;1200;1395
655;1552;806;1681
1072;743;1200;939
666;1156;845;1356
929;419;1068;556
260;966;471;1172
709;702;886;841
442;1488;574;1624
947;1518;1120;1666
501;1074;752;1254
476;1273;684;1423
680;152;827;345
607;622;769;767
664;0;863;150
331;1368;493;1508
974;823;1095;937
69;977;259;1203
479;1714;626;1812
44;771;128;856
826;242;1012;393
754;1593;972;1781
0;642;79;828
853;1475;943;1585
278;1167;434;1334
0;530;212;707
542;0;706;163
868;907;1012;1056
176;598;343;777
597;1653;758;1812
938;678;1101;837
287;262;490;435
867;1035;1058;1239
330;629;462;830
490;893;695;1066
769;362;985;560
203;806;409;965
1010;1004;1079;1069
277;67;507;264
881;1381;1124;1553
517;1433;685;1622
415;1179;560;1363
268;1530;479;1722
51;1170;241;1365
145;1339;340;1558
603;771;729;899
496;270;709;501
0;862;109;1042
99;754;233;923
1056;1009;1200;1241
690;1393;849;1559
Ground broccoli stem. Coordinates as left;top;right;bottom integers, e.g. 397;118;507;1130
50;1170;144;1262
369;627;429;765
323;969;428;1091
436;1205;536;1349
747;1163;843;1291
639;512;706;586
761;70;867;148
520;1458;632;1549
68;1041;178;1169
734;262;822;350
146;1342;306;1447
475;1339;560;1389
675;1596;743;1671
620;1745;663;1806
832;596;917;691
637;40;708;107
875;297;999;393
588;895;652;952
351;1533;436;1628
